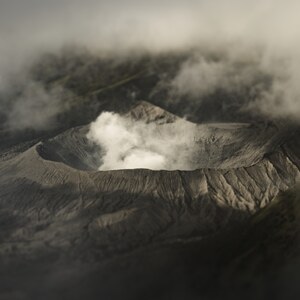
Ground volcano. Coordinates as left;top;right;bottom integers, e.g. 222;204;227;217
0;98;299;299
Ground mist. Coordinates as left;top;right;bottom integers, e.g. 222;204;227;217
4;81;72;130
0;0;300;130
87;112;198;170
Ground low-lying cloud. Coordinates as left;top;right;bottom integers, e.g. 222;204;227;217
4;81;71;130
87;112;197;170
169;50;267;99
168;48;300;120
0;0;300;130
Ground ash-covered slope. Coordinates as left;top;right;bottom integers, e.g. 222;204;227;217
214;185;300;300
0;102;299;300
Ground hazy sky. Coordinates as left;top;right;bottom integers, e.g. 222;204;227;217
1;0;299;63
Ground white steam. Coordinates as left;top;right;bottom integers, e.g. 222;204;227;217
87;112;197;170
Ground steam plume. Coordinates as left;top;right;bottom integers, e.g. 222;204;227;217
87;112;197;170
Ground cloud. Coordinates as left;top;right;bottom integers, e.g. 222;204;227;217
165;42;300;120
170;51;266;98
0;0;300;127
0;0;299;65
87;112;198;170
4;81;71;130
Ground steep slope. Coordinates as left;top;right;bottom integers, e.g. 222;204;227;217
0;102;299;300
213;185;300;300
0;103;298;254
